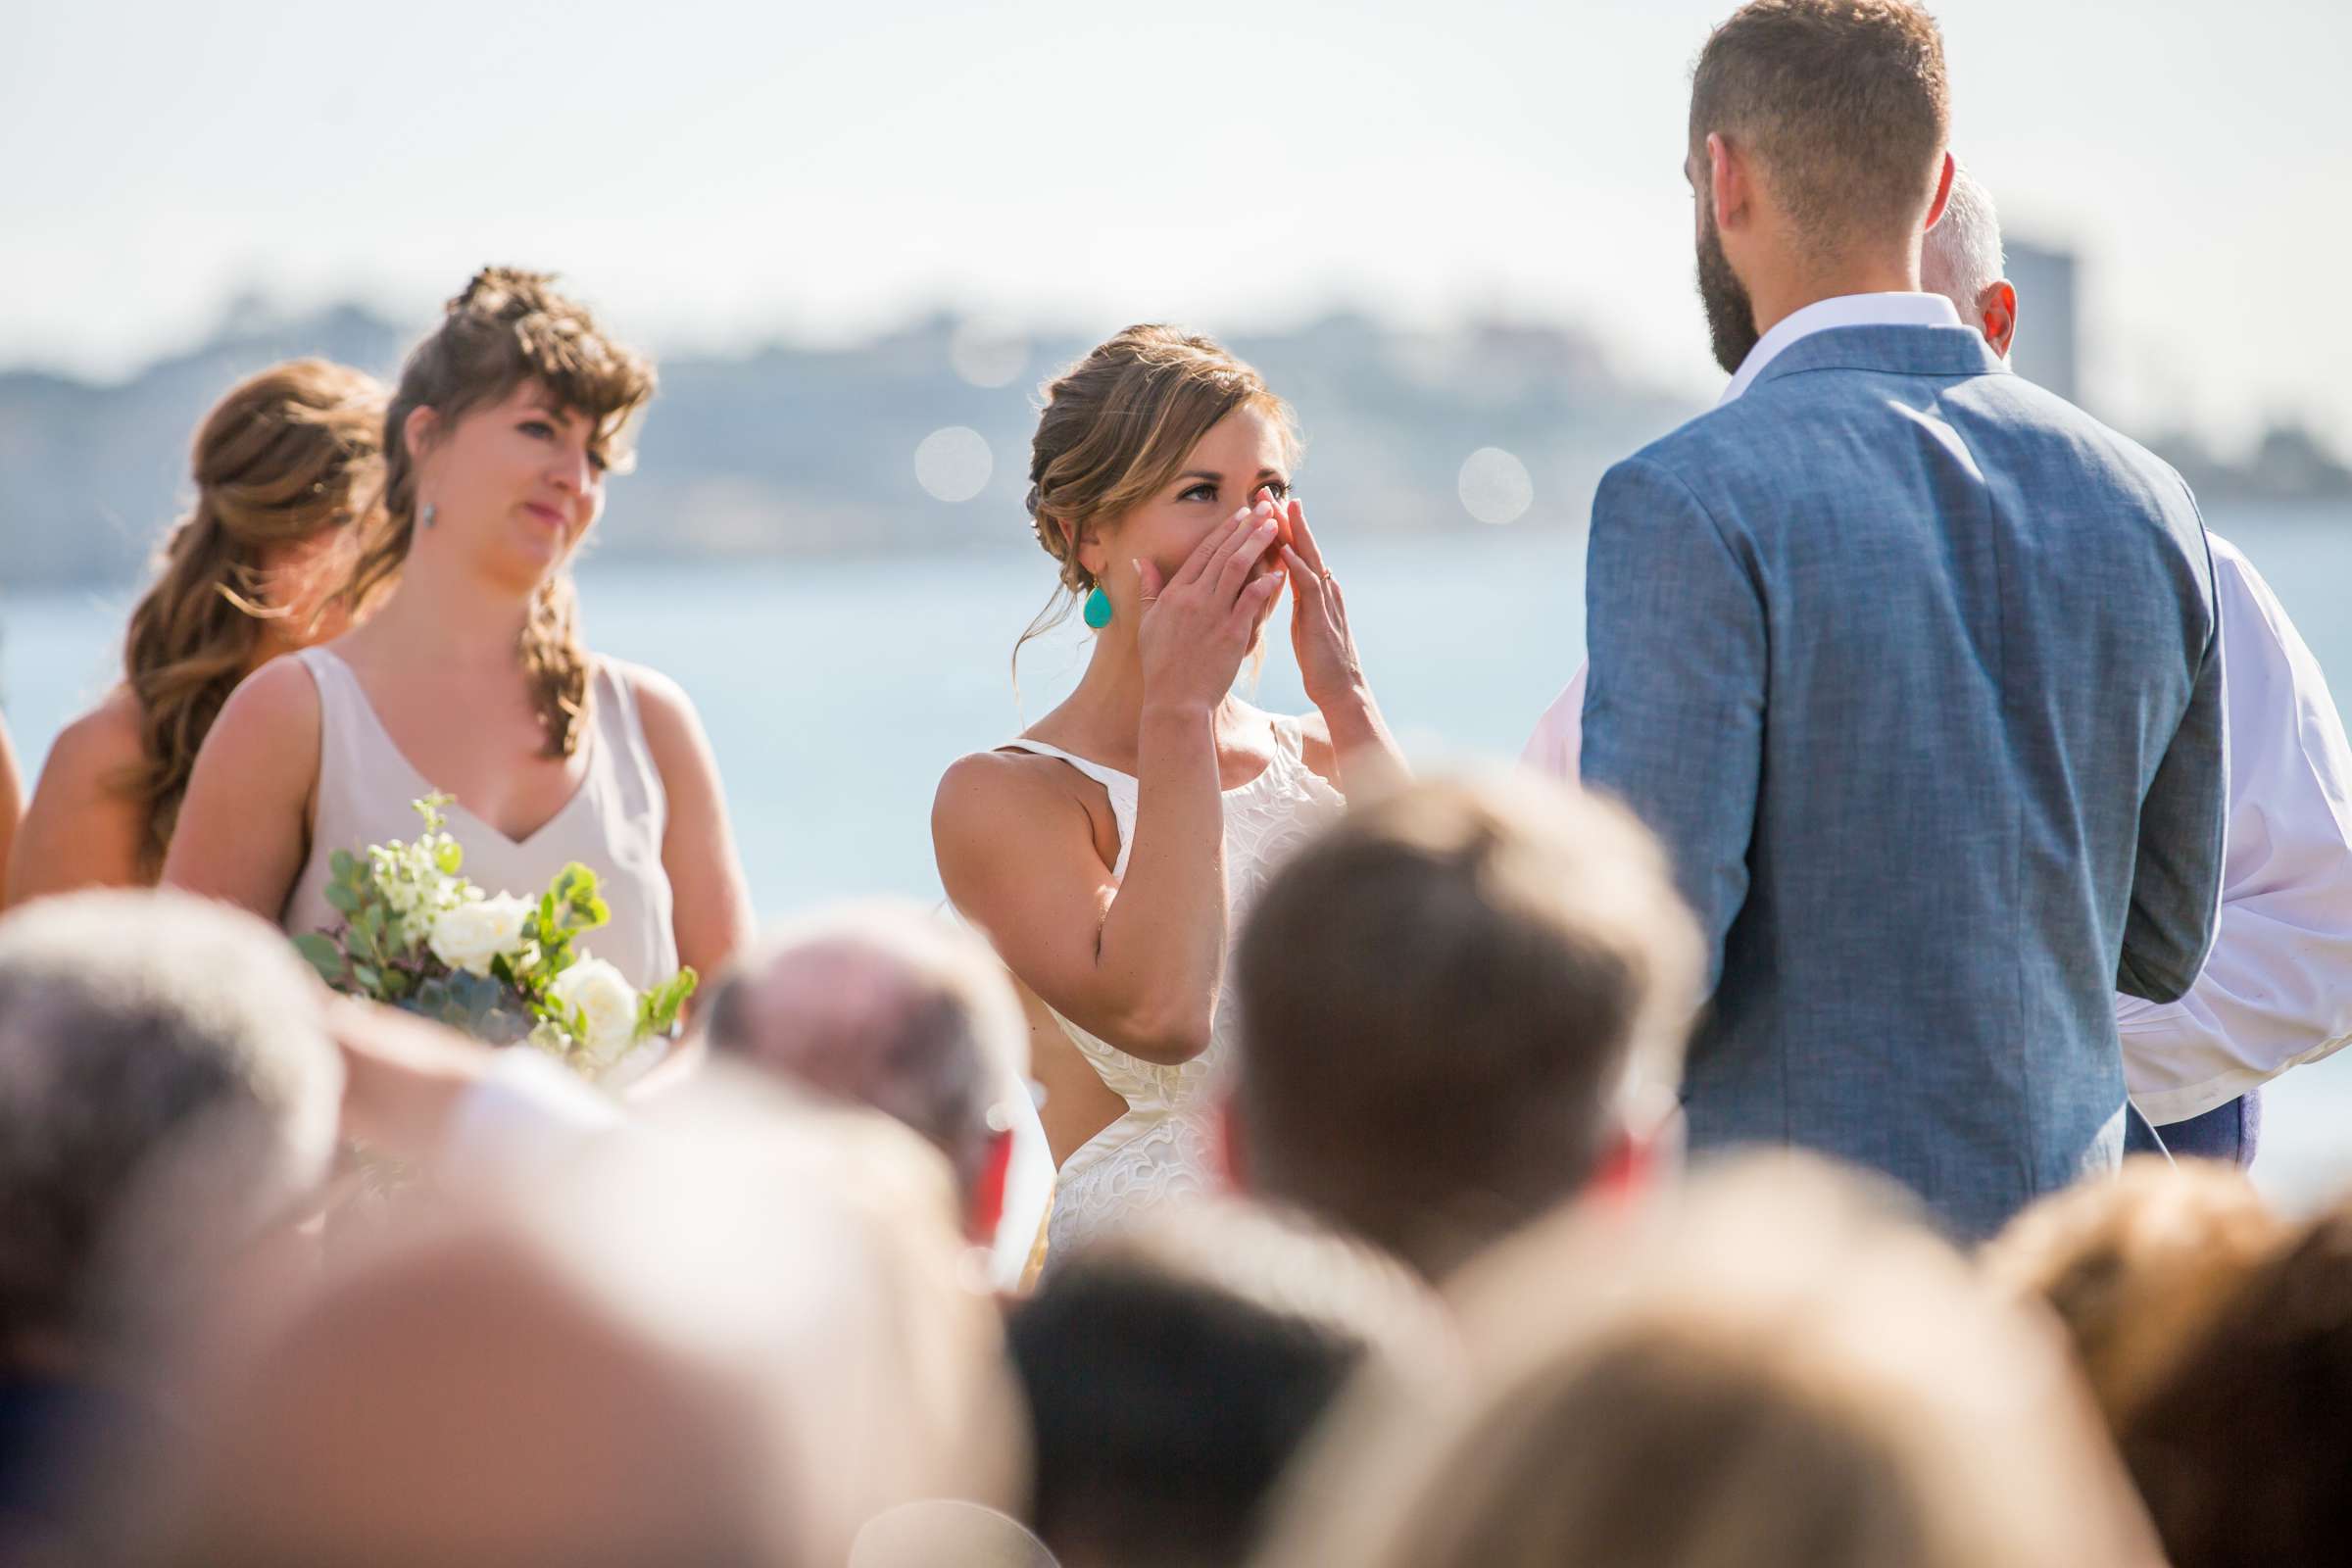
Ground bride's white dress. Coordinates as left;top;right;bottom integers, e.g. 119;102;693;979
1000;711;1345;1261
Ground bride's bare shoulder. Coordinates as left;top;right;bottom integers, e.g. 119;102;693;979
936;745;1094;823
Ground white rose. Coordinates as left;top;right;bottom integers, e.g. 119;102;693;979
548;956;642;1069
427;893;533;977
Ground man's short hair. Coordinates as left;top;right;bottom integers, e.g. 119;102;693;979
1979;1155;2285;1431
1233;772;1701;1280
2121;1196;2352;1568
0;891;341;1358
1690;0;1951;252
1921;162;2005;310
1008;1201;1441;1568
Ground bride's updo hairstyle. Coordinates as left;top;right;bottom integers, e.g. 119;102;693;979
1017;324;1297;674
122;359;387;874
349;268;655;759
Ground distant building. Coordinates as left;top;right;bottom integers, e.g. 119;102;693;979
2005;239;2080;407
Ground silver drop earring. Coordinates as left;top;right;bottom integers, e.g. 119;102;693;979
419;502;437;530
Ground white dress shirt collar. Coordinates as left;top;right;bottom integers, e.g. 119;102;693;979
1718;291;1963;406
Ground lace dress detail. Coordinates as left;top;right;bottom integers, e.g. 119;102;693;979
998;710;1346;1262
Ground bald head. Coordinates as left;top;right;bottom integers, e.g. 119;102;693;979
704;904;1025;1210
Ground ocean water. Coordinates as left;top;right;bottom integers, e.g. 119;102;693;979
5;504;2349;1203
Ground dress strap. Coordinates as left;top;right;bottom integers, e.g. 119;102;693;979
592;660;667;824
996;739;1138;798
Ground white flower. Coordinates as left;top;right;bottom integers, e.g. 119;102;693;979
548;956;641;1069
428;893;532;977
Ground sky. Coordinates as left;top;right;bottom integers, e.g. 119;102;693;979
6;0;2346;449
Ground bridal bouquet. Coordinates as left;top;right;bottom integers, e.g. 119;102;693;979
294;795;696;1084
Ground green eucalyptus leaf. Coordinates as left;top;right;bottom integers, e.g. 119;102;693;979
292;933;346;986
323;882;359;915
328;849;357;881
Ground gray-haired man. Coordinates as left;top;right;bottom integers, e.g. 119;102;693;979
1923;164;2352;1167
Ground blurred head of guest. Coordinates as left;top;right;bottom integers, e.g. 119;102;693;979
701;902;1029;1245
6;361;386;900
1008;1200;1445;1568
0;891;340;1551
1920;161;2018;357
1686;0;1955;372
0;890;342;1381
135;1071;1024;1568
1229;771;1701;1281
2120;1194;2352;1568
1980;1155;2286;1431
1254;1154;2162;1568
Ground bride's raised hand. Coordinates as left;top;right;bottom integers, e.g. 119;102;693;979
1277;498;1369;712
1135;496;1286;712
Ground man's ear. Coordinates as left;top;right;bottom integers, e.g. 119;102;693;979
1923;150;1957;232
1216;1095;1250;1195
1706;131;1747;233
1980;279;2019;360
969;1128;1014;1246
1590;1097;1683;1206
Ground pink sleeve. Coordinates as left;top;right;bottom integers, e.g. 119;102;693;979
1521;662;1591;781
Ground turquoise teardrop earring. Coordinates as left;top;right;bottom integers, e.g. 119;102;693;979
1082;585;1113;629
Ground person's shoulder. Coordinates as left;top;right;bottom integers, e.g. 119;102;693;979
214;653;323;738
1285;709;1336;780
2201;533;2302;649
1610;394;1795;491
46;689;146;780
603;658;699;738
936;746;1088;822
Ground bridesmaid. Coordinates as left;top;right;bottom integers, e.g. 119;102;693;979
934;324;1404;1258
9;361;387;905
166;269;752;999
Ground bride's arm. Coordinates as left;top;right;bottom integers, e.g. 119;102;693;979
937;509;1283;1068
934;713;1226;1070
160;658;320;919
1280;499;1408;799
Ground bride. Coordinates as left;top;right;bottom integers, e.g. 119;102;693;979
933;324;1404;1260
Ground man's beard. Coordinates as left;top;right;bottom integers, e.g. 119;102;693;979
1694;214;1760;375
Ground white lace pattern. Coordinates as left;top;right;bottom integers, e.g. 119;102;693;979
999;711;1345;1263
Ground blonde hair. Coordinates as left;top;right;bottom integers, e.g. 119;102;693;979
1255;1155;2160;1568
1979;1155;2286;1429
349;268;655;758
1016;324;1295;679
121;359;387;875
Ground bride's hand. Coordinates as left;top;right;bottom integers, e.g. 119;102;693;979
1278;498;1370;714
1135;499;1287;712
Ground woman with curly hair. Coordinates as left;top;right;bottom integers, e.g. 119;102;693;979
8;359;388;905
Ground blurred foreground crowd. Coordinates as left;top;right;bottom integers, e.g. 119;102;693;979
1;769;2342;1568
